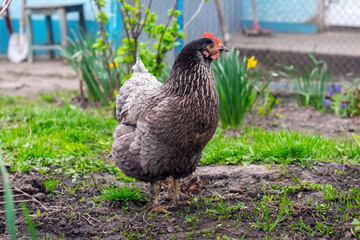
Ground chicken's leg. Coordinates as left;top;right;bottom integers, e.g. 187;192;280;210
172;178;180;205
172;177;190;205
149;181;170;213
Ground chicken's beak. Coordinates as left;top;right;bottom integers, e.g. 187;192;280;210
219;45;229;52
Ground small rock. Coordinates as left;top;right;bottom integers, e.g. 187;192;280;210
229;187;242;193
59;220;66;227
162;192;172;201
344;231;352;239
213;180;227;187
34;192;46;201
167;227;175;233
18;237;31;240
97;207;111;214
271;122;279;127
20;184;35;194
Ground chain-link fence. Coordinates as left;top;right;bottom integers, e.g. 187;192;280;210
149;0;240;67
153;0;360;76
234;0;360;75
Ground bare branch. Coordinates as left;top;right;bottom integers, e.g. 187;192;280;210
94;0;114;95
182;0;205;31
0;0;13;16
173;0;206;42
120;0;137;38
215;0;229;45
118;0;139;69
137;0;152;36
116;0;131;47
155;0;179;66
77;66;86;106
135;0;143;35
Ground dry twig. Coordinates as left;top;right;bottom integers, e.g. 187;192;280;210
0;0;13;16
182;0;205;31
81;214;93;225
86;212;101;223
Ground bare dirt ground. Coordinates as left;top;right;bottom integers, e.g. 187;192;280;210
244;103;360;139
0;58;78;97
1;162;360;239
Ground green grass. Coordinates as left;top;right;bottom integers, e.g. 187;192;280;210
20;202;38;240
202;128;360;166
2;92;360;240
100;184;149;205
0;94;121;179
0;158;16;240
1;92;359;181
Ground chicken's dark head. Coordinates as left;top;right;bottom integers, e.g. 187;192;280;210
201;32;229;60
173;32;228;69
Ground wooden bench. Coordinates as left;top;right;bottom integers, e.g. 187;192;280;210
24;3;86;62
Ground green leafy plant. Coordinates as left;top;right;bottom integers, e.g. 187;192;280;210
262;183;287;240
21;202;38;240
329;91;348;117
205;200;244;220
62;32;123;106
351;217;360;237
329;80;360;117
93;0;121;95
346;84;360;116
44;177;60;192
212;50;272;128
353;133;360;147
1;152;38;240
282;54;332;110
258;88;279;117
115;0;185;78
0;157;16;240
85;0;188;104
100;184;148;205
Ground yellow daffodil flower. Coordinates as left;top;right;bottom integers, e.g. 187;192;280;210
109;61;119;69
247;56;257;69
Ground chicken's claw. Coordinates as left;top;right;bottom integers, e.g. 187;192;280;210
149;205;171;214
171;192;190;205
172;178;190;205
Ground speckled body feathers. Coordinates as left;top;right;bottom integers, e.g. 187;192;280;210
112;39;220;183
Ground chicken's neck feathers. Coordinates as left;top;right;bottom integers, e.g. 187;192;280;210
164;58;215;97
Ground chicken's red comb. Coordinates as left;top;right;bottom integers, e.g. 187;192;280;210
203;32;222;45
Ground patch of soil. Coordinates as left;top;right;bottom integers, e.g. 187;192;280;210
1;162;360;239
244;103;360;138
0;58;78;97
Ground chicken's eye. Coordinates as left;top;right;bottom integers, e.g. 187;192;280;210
209;44;214;49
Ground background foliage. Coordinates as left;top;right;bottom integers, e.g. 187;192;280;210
212;49;272;128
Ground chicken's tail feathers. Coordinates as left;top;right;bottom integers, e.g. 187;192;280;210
132;57;148;74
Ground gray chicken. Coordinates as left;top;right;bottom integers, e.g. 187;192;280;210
112;33;228;210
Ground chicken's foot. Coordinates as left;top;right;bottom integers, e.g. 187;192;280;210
148;181;171;213
172;178;190;205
